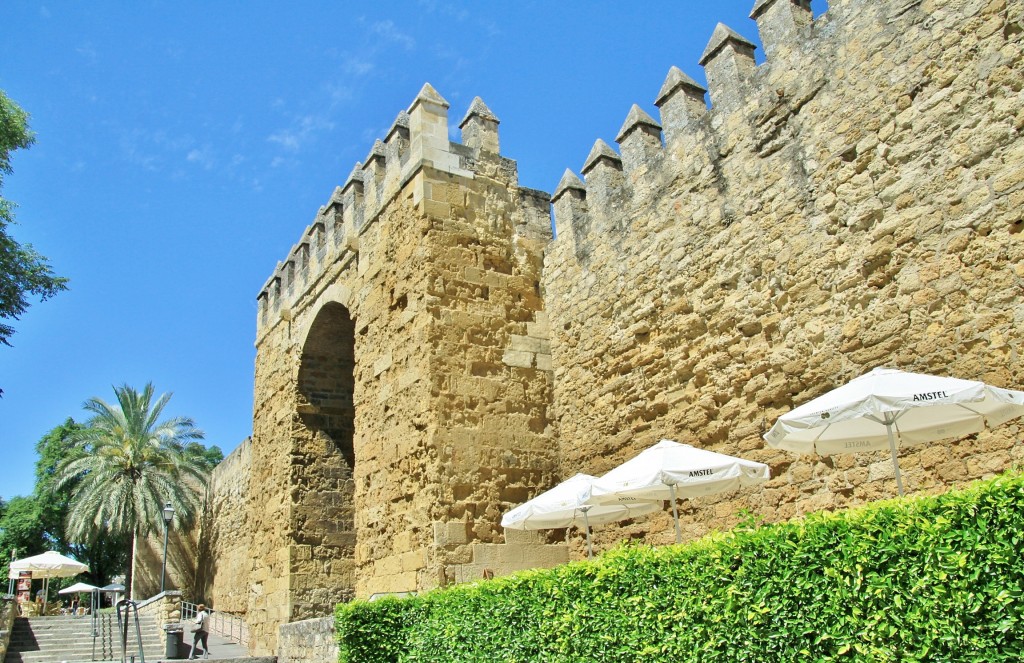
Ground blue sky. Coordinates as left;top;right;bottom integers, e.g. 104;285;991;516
0;1;826;501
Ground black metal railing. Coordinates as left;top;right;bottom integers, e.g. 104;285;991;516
115;599;146;663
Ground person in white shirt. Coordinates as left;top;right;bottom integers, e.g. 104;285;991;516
189;603;210;659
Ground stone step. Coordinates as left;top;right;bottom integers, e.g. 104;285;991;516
5;615;166;663
9;653;166;660
10;630;157;642
4;655;163;659
7;642;163;652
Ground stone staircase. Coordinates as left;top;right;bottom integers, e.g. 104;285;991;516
4;614;166;663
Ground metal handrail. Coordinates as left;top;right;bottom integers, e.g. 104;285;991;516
116;599;145;663
180;601;248;647
91;588;100;661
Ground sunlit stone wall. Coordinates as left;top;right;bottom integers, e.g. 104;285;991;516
544;0;1024;552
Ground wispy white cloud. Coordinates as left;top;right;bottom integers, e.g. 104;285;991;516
76;42;98;63
342;57;374;77
119;130;161;171
261;15;422;169
119;128;224;176
324;82;354;103
371;20;416;50
415;0;467;21
267;114;335;152
186;147;215;170
433;44;470;71
164;41;185;60
477;17;501;39
360;127;382;144
270;155;299;169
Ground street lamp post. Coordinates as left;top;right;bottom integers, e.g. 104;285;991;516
161;502;175;593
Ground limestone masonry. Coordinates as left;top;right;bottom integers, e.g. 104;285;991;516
195;0;1023;654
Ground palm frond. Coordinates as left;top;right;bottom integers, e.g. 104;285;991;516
58;382;211;564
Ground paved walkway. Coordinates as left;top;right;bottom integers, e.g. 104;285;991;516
100;629;251;662
175;629;250;660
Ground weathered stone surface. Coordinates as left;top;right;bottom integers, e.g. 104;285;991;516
0;597;17;661
192;0;1024;656
277;616;336;663
196;438;252;616
546;0;1024;552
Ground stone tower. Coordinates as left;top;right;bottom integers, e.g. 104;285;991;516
239;85;563;652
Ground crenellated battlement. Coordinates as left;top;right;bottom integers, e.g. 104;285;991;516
256;83;525;332
550;0;828;258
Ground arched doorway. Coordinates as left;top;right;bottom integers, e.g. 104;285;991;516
292;302;357;612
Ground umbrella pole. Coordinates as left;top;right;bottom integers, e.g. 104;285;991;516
886;421;905;496
670;484;682;544
583;508;593;559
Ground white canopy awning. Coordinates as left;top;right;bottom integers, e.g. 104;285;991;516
591;439;770;543
764;367;1024;454
8;551;89;580
58;581;98;594
501;473;660;558
764;367;1024;495
502;473;660;530
592;439;770;503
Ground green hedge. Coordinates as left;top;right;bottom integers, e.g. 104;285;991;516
337;473;1024;662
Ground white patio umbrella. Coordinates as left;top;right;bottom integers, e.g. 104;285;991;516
59;582;97;617
501;473;661;558
591;440;771;543
764;366;1024;496
58;581;98;594
8;551;89;614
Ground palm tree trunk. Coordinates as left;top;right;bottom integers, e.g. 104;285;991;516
126;529;136;599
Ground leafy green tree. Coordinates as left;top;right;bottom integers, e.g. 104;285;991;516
34;418;130;588
0;89;67;349
181;441;224;471
0;421;73;586
56;383;210;597
0;420;131;595
0;495;48;581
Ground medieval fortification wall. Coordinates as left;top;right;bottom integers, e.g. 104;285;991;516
546;0;1022;548
195;0;1023;655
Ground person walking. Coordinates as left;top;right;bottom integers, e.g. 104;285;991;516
189;603;211;659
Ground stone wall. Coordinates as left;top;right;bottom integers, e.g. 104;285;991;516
134;591;183;649
195;0;1024;652
197;437;252;614
241;85;563;654
0;596;16;662
544;0;1024;552
277;617;337;663
133;527;200;600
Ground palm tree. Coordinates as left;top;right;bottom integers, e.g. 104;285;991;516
56;383;209;597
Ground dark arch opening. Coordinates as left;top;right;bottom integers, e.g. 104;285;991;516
298;303;356;469
292;302;358;608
